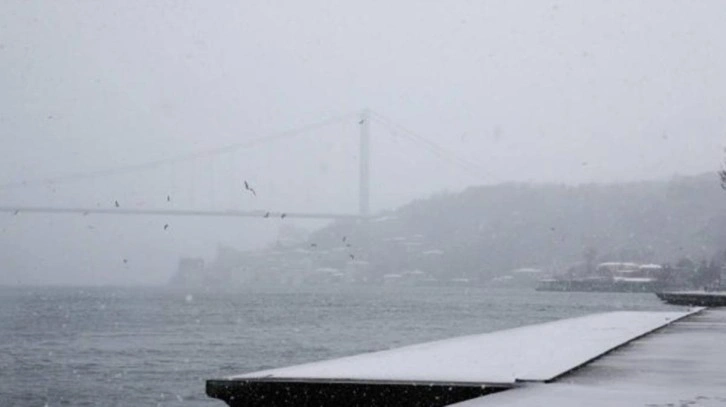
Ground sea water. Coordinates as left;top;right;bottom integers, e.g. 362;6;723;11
0;285;679;406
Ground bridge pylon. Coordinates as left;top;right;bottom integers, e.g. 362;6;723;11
358;109;371;218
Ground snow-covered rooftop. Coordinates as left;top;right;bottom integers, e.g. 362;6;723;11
314;267;339;274
510;268;543;273
598;262;639;267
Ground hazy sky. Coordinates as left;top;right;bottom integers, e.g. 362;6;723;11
1;1;725;285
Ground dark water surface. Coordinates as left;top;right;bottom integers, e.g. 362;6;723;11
0;286;681;406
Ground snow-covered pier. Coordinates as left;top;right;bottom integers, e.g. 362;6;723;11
207;308;725;406
454;307;726;406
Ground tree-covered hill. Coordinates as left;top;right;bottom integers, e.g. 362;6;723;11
305;173;726;281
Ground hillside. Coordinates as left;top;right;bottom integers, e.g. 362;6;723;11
179;173;726;287
304;173;726;281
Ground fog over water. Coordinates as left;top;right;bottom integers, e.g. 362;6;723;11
1;1;725;285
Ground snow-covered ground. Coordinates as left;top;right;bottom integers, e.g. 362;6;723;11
233;309;697;384
453;308;726;406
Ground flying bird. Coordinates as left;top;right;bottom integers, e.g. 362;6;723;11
13;210;19;215
358;119;365;125
263;212;270;218
280;213;287;219
114;200;120;208
342;236;347;242
163;224;169;230
123;258;128;264
310;243;318;248
244;181;256;196
167;195;171;202
349;254;355;260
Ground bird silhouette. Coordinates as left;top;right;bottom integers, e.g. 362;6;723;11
13;210;19;215
342;236;347;242
123;258;128;264
167;195;171;202
263;212;270;218
114;200;120;208
310;243;318;248
244;181;257;196
349;254;355;260
163;224;169;230
358;119;365;125
280;213;287;219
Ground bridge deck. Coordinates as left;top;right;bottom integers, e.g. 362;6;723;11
0;206;361;220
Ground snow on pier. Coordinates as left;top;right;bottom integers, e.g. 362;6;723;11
231;310;695;384
454;308;726;406
208;308;705;406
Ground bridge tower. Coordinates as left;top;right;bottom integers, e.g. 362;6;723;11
358;109;371;218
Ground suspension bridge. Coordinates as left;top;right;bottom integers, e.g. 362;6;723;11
0;110;486;220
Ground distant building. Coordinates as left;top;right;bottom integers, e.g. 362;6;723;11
169;257;205;287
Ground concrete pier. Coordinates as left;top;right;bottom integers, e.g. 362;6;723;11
207;309;707;406
455;308;726;406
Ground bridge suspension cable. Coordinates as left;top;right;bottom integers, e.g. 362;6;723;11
0;112;357;191
369;110;490;179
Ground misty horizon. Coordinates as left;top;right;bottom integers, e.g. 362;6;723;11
2;1;725;285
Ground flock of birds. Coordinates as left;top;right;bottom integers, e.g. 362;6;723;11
109;179;286;225
308;236;355;259
6;178;358;265
112;179;356;264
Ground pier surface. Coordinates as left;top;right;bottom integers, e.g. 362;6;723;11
207;309;700;406
454;308;726;406
229;310;692;384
